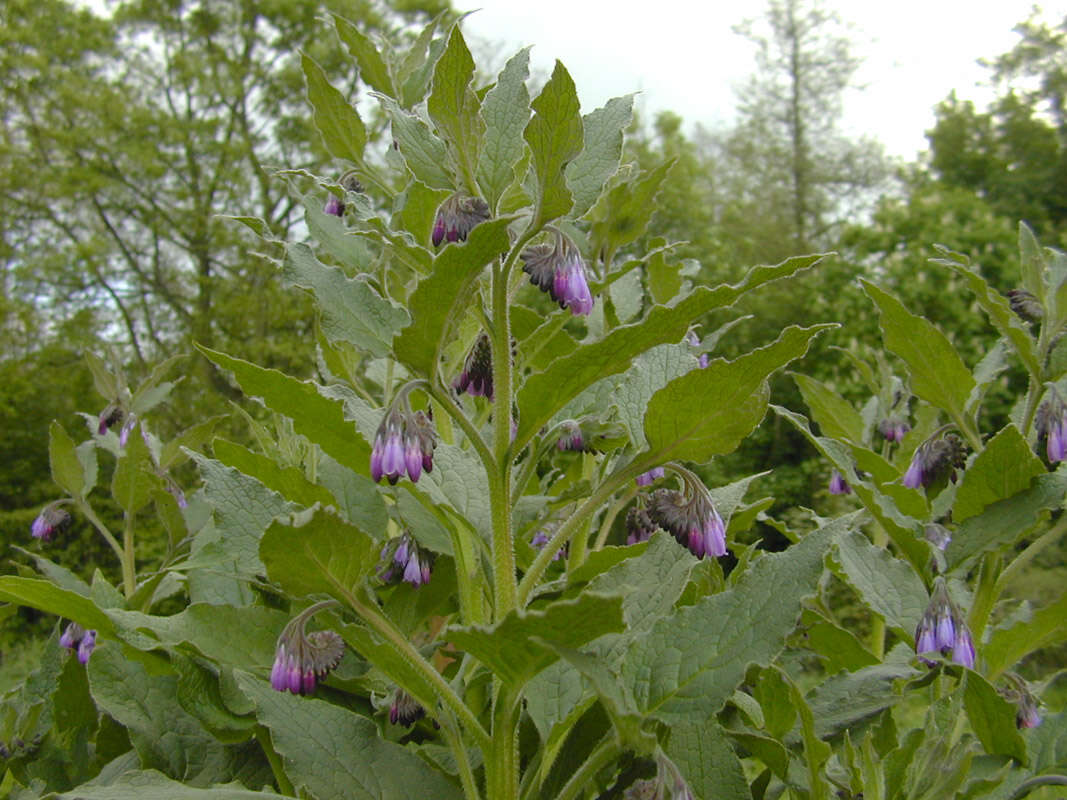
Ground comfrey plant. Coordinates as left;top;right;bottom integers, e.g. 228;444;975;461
3;18;1067;800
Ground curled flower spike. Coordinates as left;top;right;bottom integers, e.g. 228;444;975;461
370;384;436;485
1036;389;1067;463
31;501;72;542
1006;288;1043;322
389;689;425;727
914;578;975;668
877;417;911;443
60;622;97;664
636;466;665;487
270;602;345;696
453;333;493;399
97;402;124;435
520;230;594;316
625;504;658;545
646;466;727;559
431;194;490;246
902;432;965;489
828;469;851;495
1000;674;1042;729
379;532;433;587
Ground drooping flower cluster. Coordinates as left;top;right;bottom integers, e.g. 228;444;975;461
431;194;490;246
828;469;851;495
31;501;72;542
270;605;346;696
97;402;136;446
625;504;658;546
453;333;493;399
520;229;594;316
646;467;727;559
685;330;709;369
555;420;586;452
371;386;437;485
1036;389;1067;463
877;417;911;443
378;532;433;587
324;172;364;217
902;432;965;489
389;688;426;727
999;674;1042;729
914;578;976;668
59;622;97;664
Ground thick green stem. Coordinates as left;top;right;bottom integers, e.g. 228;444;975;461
490;260;517;619
868;525;888;659
968;551;1002;649
121;517;136;599
554;734;620;800
487;685;522;800
594;487;636;551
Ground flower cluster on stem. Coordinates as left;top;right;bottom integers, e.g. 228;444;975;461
914;577;976;668
902;429;965;489
378;531;433;587
520;228;594;316
31;501;72;542
646;465;726;559
1036;388;1067;463
59;622;97;664
370;382;437;485
270;601;345;696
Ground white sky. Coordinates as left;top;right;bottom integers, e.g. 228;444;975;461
460;1;1067;160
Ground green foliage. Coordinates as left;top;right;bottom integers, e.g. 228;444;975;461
5;10;1067;800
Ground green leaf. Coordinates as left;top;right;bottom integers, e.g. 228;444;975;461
337;622;440;720
427;26;484;191
667;719;750;800
935;258;1041;380
447;592;624;687
130;353;185;415
84;350;118;403
1028;710;1067;772
612;343;699;450
198;347;372;476
235;673;464;800
799;608;879;673
88;646;230;783
378;95;453;190
303;196;375;273
476;47;531;212
49;421;85;498
301;52;365;163
947;470;1067;572
333;14;394;97
283;243;408;358
984;592;1067;680
160;414;226;471
1018;221;1047;305
863;281;975;424
260;507;378;602
317;455;389;536
643;325;832;464
754;666;797;740
515;254;826;447
566;95;633;219
0;577;114;635
588;160;673;252
213;439;336;510
806;654;919;738
112;420;160;514
646;242;682;305
56;770;292;799
953;424;1045;523
829;530;927;638
773;405;932;576
393;216;513;378
188;453;295;600
963;670;1027;762
625;517;843;722
792;373;866;444
778;667;833;800
523;60;584;227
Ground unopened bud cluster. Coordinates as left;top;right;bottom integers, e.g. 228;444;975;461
378;531;433;587
270;607;345;696
521;229;594;316
914;578;975;668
